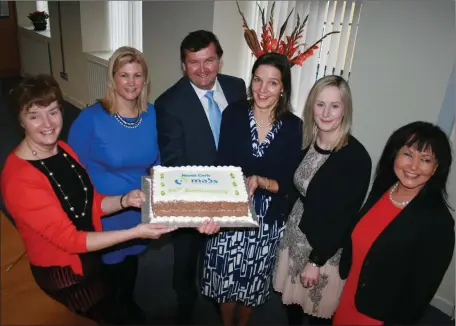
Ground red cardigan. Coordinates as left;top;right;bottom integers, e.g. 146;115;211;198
1;141;105;275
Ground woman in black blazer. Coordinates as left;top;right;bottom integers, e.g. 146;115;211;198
273;75;372;325
334;121;455;325
201;53;303;326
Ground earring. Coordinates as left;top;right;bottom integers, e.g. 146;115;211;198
280;92;283;97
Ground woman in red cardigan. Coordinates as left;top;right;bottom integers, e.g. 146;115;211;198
1;75;219;324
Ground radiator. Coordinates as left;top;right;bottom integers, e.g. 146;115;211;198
87;59;108;105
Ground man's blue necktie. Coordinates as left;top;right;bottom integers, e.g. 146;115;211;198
204;90;222;148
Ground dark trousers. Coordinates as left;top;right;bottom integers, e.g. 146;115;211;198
172;228;205;324
285;304;332;325
103;255;147;325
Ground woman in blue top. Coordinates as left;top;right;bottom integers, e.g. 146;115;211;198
68;46;158;325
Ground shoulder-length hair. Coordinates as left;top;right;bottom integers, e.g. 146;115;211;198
302;75;353;151
247;52;293;121
373;121;453;208
100;46;150;114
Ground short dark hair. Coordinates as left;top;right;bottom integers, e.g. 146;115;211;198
180;30;223;63
9;74;64;120
373;121;453;207
247;52;293;121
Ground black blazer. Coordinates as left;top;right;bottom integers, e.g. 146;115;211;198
216;101;303;223
297;135;372;266
339;188;455;324
155;74;247;167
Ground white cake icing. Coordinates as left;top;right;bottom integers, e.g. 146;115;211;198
152;165;248;203
145;166;258;227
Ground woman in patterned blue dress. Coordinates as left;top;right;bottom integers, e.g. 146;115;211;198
201;53;303;326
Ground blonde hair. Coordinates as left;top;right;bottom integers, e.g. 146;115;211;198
302;75;353;151
100;46;150;114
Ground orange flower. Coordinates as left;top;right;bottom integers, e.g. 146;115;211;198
236;1;339;68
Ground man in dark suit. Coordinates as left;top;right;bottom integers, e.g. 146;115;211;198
155;30;247;324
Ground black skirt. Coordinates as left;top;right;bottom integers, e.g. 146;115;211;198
30;253;126;325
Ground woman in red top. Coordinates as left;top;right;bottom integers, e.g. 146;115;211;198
334;121;455;325
1;75;219;324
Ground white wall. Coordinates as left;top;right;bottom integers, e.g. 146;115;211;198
349;0;455;315
142;1;215;101
16;1;89;108
47;1;88;108
212;1;249;79
15;1;37;27
17;28;51;76
79;1;109;53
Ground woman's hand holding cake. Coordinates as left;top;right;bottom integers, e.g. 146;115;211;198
135;223;178;239
101;189;145;214
197;219;220;235
121;189;145;209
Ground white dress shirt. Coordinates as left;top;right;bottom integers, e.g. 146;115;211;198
190;78;229;123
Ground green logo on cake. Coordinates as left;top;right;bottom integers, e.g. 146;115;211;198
166;172;231;195
174;173;218;185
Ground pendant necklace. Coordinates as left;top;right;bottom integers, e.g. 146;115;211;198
26;141;88;219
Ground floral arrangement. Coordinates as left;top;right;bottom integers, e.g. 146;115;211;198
236;1;339;67
27;11;49;23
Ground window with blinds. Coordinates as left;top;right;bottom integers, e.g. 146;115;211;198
108;1;143;52
36;1;48;13
317;1;362;80
240;0;362;117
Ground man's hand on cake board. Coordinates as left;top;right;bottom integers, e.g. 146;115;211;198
196;219;220;235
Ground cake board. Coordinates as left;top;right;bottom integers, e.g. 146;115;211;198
141;176;259;228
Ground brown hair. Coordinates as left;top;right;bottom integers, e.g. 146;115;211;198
100;46;150;114
9;74;64;119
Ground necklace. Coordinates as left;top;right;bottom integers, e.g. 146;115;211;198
26;142;88;219
389;182;411;207
254;118;272;128
114;110;142;129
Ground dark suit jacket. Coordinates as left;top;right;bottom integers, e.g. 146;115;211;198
296;135;372;266
216;101;303;223
155;74;247;167
339;188;455;324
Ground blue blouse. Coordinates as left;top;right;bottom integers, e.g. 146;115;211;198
68;102;160;264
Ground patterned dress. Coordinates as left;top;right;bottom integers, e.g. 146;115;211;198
273;143;345;318
201;109;285;307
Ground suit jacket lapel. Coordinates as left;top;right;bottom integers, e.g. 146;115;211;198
218;75;235;104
